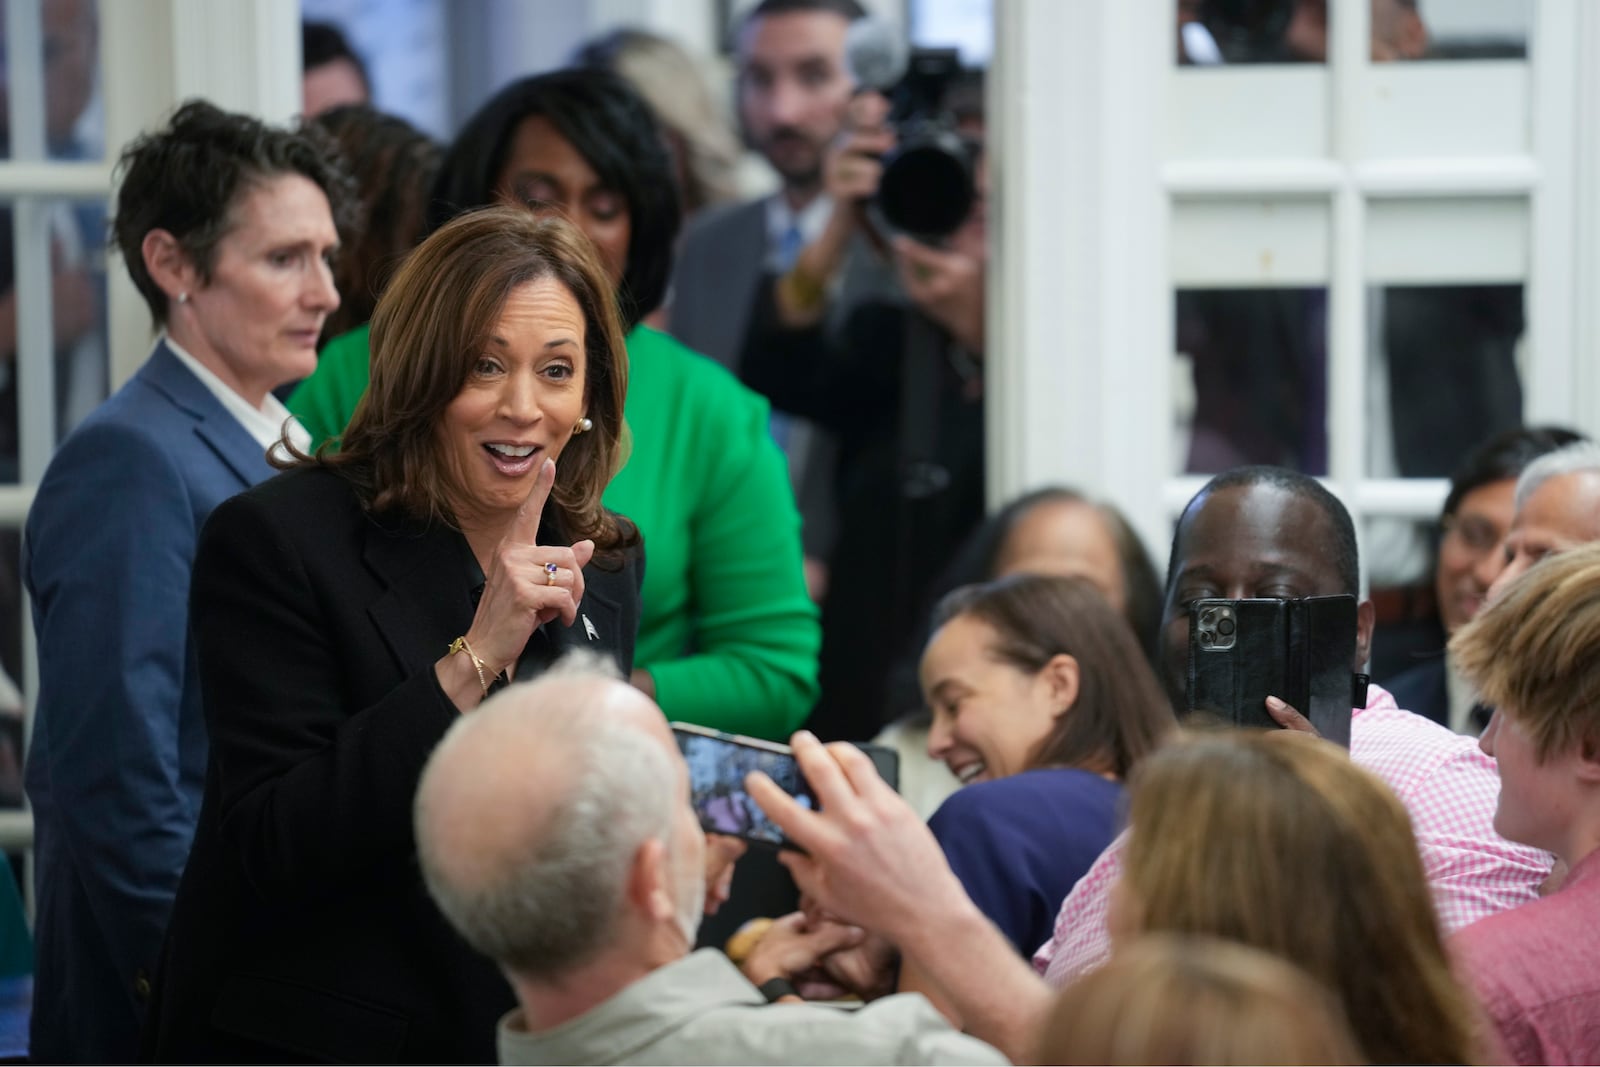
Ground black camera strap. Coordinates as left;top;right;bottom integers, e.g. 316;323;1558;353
892;311;951;640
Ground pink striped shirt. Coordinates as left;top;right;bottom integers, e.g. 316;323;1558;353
1033;684;1553;985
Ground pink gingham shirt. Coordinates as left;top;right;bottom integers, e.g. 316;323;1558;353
1033;684;1553;985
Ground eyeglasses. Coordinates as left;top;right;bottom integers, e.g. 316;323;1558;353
1441;514;1503;555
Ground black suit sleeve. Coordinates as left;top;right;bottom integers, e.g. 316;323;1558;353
737;274;904;431
190;491;458;903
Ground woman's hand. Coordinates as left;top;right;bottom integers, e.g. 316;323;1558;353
453;461;594;687
466;460;594;678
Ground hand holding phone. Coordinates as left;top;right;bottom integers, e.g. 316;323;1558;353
1187;595;1358;747
672;724;815;849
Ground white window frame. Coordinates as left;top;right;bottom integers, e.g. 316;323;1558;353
989;0;1600;576
0;0;302;865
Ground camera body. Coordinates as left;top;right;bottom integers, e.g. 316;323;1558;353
874;47;979;242
846;20;980;243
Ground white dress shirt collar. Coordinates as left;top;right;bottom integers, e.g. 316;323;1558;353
161;332;311;461
764;192;835;270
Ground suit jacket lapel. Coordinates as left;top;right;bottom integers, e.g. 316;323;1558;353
360;511;633;679
725;201;769;364
542;581;623;658
362;516;478;676
139;342;277;489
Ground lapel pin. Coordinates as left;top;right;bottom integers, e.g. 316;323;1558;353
583;614;599;641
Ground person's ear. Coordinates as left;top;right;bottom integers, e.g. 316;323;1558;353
626;838;677;924
1041;653;1081;718
1354;598;1376;672
141;229;199;307
1576;734;1600;785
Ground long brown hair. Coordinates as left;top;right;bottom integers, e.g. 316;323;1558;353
307;206;637;560
930;574;1174;778
1037;934;1364;1065
1122;730;1482;1065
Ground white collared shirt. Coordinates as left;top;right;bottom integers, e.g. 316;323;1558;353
764;192;834;272
162;332;312;462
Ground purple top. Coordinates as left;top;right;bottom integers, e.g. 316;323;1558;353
928;767;1122;956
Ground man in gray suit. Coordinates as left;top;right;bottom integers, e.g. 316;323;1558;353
670;0;897;593
671;0;866;370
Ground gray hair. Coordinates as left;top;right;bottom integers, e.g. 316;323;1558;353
415;654;677;980
1516;441;1600;512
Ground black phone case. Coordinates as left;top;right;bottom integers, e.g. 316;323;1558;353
1187;595;1356;747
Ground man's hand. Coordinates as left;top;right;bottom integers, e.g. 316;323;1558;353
813;930;898;1001
1264;695;1319;735
752;734;1051;1065
738;910;864;988
892;236;985;354
747;731;975;944
822;91;895;206
703;833;746;916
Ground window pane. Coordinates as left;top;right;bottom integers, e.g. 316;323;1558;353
0;194;110;752
1177;0;1329;64
1174;287;1329;475
0;0;104;162
1177;0;1531;66
1367;284;1524;480
1395;0;1529;61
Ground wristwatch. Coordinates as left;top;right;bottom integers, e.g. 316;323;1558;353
757;976;799;1003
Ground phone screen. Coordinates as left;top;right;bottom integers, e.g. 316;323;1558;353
673;727;814;847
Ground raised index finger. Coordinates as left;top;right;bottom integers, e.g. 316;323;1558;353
508;458;556;545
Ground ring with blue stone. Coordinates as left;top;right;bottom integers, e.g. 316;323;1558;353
544;561;559;586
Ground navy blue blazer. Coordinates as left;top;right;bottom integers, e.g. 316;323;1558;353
23;341;278;1063
1384;654;1450;728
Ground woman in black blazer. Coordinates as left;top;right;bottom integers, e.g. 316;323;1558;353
142;207;643;1063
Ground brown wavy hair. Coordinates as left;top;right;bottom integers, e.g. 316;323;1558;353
929;574;1174;778
1122;730;1482;1065
1037;934;1363;1065
307;206;637;561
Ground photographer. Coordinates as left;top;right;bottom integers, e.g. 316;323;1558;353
740;72;988;743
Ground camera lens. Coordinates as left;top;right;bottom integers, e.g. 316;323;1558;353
1198;632;1213;648
877;131;975;240
1217;617;1235;637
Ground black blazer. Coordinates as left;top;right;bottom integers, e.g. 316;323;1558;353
142;465;642;1064
740;283;985;741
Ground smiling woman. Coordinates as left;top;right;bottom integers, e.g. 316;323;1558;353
141;207;644;1063
911;574;1174;962
439;277;590;533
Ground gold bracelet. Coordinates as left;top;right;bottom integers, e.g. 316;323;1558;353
780;262;828;314
448;635;494;698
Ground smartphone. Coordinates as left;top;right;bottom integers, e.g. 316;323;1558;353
1187;595;1358;747
671;724;815;849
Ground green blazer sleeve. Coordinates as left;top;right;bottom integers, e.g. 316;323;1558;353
606;328;820;738
288;324;373;450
